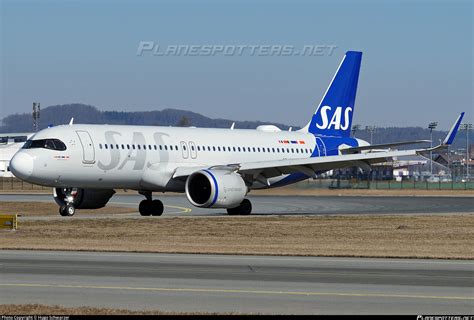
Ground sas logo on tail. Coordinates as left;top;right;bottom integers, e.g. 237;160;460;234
315;106;352;130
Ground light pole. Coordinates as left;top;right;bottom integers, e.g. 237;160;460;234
365;126;376;145
32;102;40;132
460;123;472;181
428;122;437;176
351;124;361;138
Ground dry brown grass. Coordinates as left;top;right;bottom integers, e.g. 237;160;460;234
1;214;472;259
0;304;218;315
0;201;135;216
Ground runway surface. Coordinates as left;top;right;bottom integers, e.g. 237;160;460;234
1;194;473;219
0;250;472;314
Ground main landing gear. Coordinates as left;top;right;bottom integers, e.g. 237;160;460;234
138;191;164;216
226;199;252;216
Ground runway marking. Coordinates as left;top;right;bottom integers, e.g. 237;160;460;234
164;204;192;214
1;283;472;301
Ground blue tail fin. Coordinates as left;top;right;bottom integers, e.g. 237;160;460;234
300;51;362;137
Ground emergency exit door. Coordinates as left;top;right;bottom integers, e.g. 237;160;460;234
76;131;95;164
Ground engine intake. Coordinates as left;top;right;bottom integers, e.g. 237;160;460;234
185;170;247;208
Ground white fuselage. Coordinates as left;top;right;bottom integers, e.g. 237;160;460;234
12;124;347;191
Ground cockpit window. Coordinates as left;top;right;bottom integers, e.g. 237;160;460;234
22;139;67;151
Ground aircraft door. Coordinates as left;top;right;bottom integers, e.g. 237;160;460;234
189;141;197;159
180;141;189;159
76;131;95;164
316;137;326;157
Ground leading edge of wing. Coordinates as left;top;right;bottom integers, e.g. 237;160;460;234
238;149;420;174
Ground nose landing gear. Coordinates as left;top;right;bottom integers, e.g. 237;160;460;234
57;188;79;217
138;191;164;216
59;204;76;217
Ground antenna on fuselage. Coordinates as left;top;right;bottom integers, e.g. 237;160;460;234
69;117;74;125
288;127;292;132
230;122;235;130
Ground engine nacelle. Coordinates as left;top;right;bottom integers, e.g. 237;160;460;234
185;170;247;208
53;188;115;209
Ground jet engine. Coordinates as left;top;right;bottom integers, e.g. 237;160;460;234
53;188;115;209
185;170;247;208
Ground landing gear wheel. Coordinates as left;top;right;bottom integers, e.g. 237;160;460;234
59;205;67;216
151;200;164;216
227;199;252;216
239;199;252;215
139;200;152;216
226;206;239;216
65;204;75;216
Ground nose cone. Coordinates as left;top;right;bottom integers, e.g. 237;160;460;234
10;152;34;180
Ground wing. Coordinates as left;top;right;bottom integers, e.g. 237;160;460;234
238;113;464;181
238;149;419;180
340;140;430;154
172;113;464;183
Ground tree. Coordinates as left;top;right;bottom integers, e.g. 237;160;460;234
176;116;191;127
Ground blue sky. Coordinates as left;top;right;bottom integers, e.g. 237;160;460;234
1;0;472;129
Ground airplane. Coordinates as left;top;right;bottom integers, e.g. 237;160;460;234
9;51;465;217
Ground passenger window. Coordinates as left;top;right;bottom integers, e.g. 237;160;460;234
137;145;141;150
233;147;236;152
121;144;124;149
105;144;108;149
165;145;168;150
218;147;221;151
99;144;102;149
213;146;216;151
116;144;119;149
127;144;130;150
132;145;136;150
110;144;114;149
154;145;157;150
238;147;241;152
159;145;162;150
272;148;275;152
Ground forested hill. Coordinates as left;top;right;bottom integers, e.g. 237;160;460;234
0;104;292;132
0;103;471;150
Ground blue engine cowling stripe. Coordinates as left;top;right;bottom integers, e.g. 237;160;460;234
203;169;218;207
